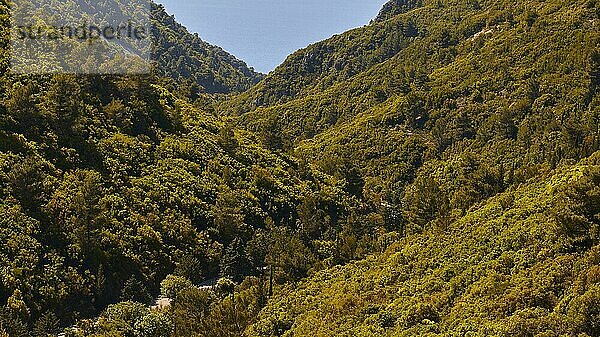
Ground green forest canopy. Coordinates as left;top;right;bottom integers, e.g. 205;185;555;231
0;0;598;336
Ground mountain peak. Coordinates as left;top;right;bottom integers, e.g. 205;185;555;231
375;0;423;21
151;4;264;93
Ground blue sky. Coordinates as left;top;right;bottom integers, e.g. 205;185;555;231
156;0;386;73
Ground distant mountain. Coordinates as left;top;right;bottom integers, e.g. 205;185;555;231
219;9;418;115
7;0;263;93
151;4;264;93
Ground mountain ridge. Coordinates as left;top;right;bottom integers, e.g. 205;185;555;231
151;3;264;94
375;0;425;22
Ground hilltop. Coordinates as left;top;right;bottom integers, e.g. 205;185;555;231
152;3;264;94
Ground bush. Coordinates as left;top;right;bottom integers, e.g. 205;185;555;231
160;275;194;300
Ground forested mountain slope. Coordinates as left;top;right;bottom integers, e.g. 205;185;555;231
151;4;264;94
0;1;359;335
248;152;600;336
0;0;599;336
7;0;263;94
222;0;599;228
231;0;600;335
228;0;598;146
375;0;424;22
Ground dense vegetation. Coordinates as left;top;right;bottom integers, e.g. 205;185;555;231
375;0;425;22
0;0;599;336
235;0;599;334
221;0;599;229
10;0;262;94
0;1;366;335
249;153;600;336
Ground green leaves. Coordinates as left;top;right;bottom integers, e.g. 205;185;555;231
159;275;193;300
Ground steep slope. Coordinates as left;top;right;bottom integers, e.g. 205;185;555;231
151;4;264;94
0;2;353;334
219;6;422;114
248;152;600;336
222;0;599;224
1;0;599;335
7;0;263;94
232;1;600;334
230;0;598;144
0;71;352;334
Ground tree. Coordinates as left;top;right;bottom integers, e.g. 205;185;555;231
171;287;213;336
340;163;364;199
6;290;29;320
213;192;247;245
590;49;600;93
218;123;239;154
160;275;194;300
33;312;61;337
220;238;252;283
402;176;450;231
174;255;205;285
262;115;284;151
45;170;106;260
7;157;56;214
134;311;173;337
121;277;152;305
